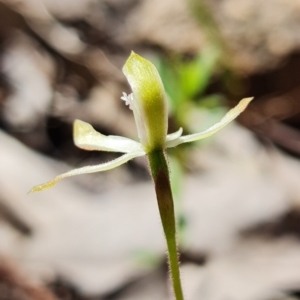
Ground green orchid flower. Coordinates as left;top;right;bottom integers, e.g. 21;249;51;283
30;51;252;300
30;52;252;193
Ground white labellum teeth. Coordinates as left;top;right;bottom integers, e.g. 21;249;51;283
121;92;133;110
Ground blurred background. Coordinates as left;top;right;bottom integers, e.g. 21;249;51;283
1;0;300;299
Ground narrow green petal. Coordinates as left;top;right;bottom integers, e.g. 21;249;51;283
74;119;144;153
166;97;253;148
29;151;144;193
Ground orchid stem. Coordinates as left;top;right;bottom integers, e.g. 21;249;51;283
147;150;184;300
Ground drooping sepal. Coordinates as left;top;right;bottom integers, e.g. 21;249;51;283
29;151;144;193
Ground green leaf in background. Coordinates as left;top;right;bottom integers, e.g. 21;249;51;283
156;57;184;114
179;46;220;98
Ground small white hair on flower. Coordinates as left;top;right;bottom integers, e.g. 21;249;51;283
120;92;133;110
